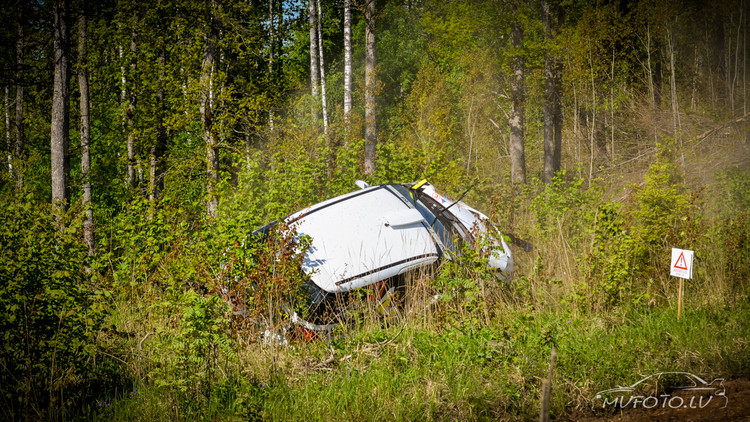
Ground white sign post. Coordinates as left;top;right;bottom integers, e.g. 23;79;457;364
670;248;694;320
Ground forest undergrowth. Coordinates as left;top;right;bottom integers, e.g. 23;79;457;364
2;127;749;421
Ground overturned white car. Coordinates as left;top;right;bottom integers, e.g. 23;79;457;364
253;180;513;334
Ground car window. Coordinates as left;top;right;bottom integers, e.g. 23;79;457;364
388;185;450;247
388;185;470;253
417;194;472;250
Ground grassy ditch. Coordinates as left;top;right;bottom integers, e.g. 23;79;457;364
86;291;750;421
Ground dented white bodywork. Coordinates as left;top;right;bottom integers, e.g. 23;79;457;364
285;181;513;294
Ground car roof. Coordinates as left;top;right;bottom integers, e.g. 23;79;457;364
292;184;441;293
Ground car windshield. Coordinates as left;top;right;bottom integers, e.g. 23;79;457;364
388;184;469;253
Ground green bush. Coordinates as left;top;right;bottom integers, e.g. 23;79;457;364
0;198;107;420
580;202;640;309
149;291;236;418
629;144;694;281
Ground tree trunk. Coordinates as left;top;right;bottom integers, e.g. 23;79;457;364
542;0;559;183
364;0;377;175
553;57;562;177
732;6;743;117
5;88;10;176
317;0;328;133
610;48;615;161
343;0;352;125
15;8;24;190
588;44;596;187
645;25;655;106
509;17;526;185
150;49;166;217
309;0;319;120
667;29;685;168
126;24;137;190
653;39;662;109
51;0;71;213
667;29;681;136
572;65;579;167
644;24;659;145
202;11;219;219
78;6;94;256
268;0;274;131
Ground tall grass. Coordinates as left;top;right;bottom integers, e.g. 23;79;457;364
37;149;750;421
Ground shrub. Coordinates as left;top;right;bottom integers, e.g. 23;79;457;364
581;202;640;309
0;198;107;420
628;143;698;296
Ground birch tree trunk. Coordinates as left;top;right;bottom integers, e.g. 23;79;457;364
15;8;24;189
667;29;681;136
126;24;137;190
5;88;10;175
667;29;685;168
644;25;659;144
610;48;615;161
364;0;377;175
509;16;526;185
588;45;596;187
150;49;166;217
268;0;274;131
51;0;71;214
553;57;562;177
343;0;352;125
78;6;94;256
202;9;219;219
542;0;560;183
317;0;328;133
732;6;743;117
309;0;319;121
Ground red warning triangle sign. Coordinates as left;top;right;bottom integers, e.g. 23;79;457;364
674;251;688;270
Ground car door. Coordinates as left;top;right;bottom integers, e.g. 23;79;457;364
291;186;441;293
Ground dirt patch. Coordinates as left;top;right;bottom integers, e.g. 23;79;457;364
571;379;750;422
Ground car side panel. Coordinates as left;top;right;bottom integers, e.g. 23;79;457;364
294;188;439;293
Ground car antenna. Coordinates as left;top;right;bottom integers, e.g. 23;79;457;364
430;184;473;228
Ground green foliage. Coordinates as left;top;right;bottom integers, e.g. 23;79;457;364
714;166;750;300
530;171;599;245
148;291;236;418
0;198;107;420
580;202;641;309
3;0;750;419
223;222;312;333
433;237;501;328
95;198;178;294
629;144;698;287
715;165;750;217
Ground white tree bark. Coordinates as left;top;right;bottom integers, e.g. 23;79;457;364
364;0;377;175
5;87;10;175
126;24;137;189
78;7;94;256
542;0;562;183
15;8;24;189
202;12;219;219
588;44;595;187
149;48;166;217
509;18;525;185
268;0;275;131
317;0;328;133
309;0;319;110
343;0;352;123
